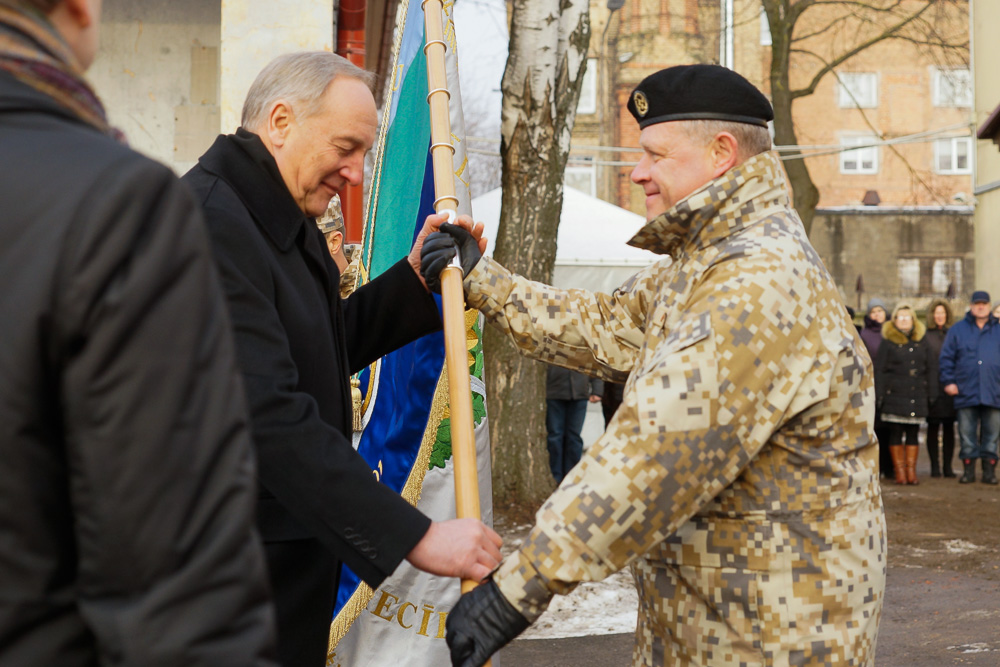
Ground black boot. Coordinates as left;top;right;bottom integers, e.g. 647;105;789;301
942;429;956;478
982;459;999;485
927;436;941;478
960;459;976;484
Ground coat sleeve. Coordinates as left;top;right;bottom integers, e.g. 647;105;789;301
56;158;277;666
201;200;431;587
484;254;847;621
464;257;662;382
342;257;442;373
939;327;958;387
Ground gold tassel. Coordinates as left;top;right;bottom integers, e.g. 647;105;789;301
351;376;363;432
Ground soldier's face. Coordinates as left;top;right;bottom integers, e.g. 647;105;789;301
273;77;377;218
632;122;717;221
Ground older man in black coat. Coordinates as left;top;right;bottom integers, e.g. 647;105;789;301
182;52;501;667
0;0;276;664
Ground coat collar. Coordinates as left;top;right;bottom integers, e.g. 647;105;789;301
197;128;310;251
882;318;925;345
627;150;792;258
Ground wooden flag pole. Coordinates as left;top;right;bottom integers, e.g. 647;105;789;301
421;0;490;623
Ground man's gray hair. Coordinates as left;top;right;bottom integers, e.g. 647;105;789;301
681;119;772;160
241;51;376;130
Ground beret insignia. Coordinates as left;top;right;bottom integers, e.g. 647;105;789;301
633;91;649;117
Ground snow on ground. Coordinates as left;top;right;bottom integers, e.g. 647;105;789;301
521;569;638;640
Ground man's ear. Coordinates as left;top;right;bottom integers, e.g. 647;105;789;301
266;101;294;149
709;132;739;179
326;230;344;256
61;0;96;28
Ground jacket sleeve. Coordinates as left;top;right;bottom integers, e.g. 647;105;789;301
487;254;850;621
873;338;889;408
939;327;958;387
56;158;277;666
202;201;431;587
925;340;939;407
342;257;442;373
464;257;664;382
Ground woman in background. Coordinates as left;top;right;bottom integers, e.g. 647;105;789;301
925;299;957;477
875;303;938;484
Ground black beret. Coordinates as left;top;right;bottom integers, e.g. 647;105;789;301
627;64;774;129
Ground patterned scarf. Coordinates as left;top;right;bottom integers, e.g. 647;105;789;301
0;3;123;141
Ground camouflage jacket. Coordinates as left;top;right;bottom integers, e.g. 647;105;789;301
466;151;886;665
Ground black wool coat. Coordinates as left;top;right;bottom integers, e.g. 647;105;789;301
0;74;276;665
182;130;442;667
874;319;939;421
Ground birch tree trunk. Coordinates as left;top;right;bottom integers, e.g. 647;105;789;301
487;0;591;511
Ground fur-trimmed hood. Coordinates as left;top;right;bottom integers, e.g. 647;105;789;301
925;298;953;331
882;303;925;344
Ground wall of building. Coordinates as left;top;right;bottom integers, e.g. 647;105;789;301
89;0;221;175
973;0;1000;294
810;208;975;312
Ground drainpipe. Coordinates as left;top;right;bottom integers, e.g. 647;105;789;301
337;0;366;243
720;0;734;69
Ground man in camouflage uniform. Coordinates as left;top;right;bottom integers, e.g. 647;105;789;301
424;64;886;667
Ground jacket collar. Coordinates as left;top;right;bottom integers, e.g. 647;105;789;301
197;128;309;251
627;151;792;257
882;318;925;344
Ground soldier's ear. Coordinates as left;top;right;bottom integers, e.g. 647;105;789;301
708;132;739;178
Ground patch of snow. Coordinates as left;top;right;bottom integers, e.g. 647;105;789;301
947;642;998;653
944;539;982;554
520;569;638;640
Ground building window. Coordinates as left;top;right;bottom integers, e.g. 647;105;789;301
898;257;963;296
934;137;972;174
577;58;597;115
933;68;972;107
840;135;878;174
564;163;595;196
837;73;878;108
759;7;771;46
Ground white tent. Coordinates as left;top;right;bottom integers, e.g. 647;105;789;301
470;186;662;293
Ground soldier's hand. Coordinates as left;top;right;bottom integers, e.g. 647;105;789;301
405;519;502;582
446;579;529;667
410;214;485;291
420;222;484;293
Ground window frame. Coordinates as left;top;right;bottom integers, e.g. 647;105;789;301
839;135;879;175
933;136;972;175
576;58;598;115
837;72;878;109
933;68;972;108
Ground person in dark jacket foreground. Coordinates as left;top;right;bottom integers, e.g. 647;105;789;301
0;0;277;664
925;299;957;477
874;304;937;485
182;52;502;667
940;291;1000;484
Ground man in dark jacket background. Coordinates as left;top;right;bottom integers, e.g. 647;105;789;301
940;290;1000;484
545;366;602;482
182;52;502;667
0;0;277;664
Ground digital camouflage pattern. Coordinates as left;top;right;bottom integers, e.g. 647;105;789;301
465;151;886;666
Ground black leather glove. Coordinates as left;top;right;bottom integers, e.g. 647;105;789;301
446;579;530;667
419;222;483;293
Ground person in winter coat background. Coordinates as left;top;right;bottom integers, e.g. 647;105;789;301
939;291;1000;484
925;299;957;477
861;298;894;480
875;303;938;485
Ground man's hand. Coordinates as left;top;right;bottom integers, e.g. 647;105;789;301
420;222;485;293
405;519;502;582
446;579;530;667
944;383;959;396
589;394;602;403
409;213;486;291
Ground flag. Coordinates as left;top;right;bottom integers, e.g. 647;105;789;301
327;1;492;665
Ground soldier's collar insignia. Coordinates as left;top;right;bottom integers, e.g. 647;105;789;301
633;91;649;117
